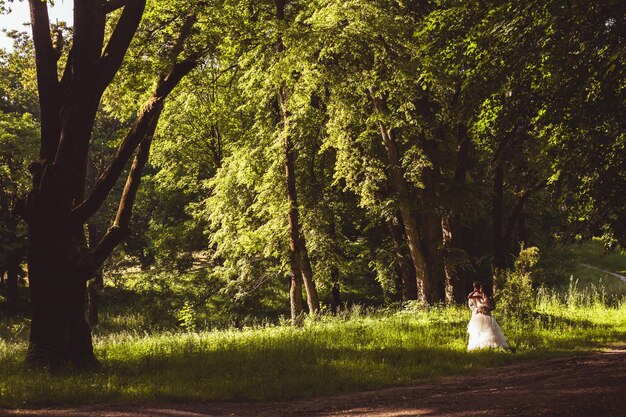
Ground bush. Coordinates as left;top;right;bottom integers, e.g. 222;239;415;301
496;246;538;317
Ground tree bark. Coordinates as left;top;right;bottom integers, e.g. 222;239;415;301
26;168;97;369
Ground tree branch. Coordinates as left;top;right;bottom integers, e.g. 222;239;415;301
72;59;197;224
28;0;61;161
98;0;146;91
91;109;159;270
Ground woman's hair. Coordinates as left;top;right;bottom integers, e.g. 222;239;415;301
472;281;483;289
482;286;493;297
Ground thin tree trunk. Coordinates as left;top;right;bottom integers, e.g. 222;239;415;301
328;220;342;313
6;252;19;300
441;214;465;303
420;166;444;302
276;0;319;317
330;266;341;314
283;126;320;315
299;242;320;313
492;161;506;293
289;252;304;325
387;215;417;301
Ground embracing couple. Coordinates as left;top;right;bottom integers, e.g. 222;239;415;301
466;281;510;351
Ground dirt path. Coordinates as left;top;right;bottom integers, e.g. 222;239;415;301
3;348;625;417
580;263;626;283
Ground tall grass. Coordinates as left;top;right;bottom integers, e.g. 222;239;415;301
1;286;624;408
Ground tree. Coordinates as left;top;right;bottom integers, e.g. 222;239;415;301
15;0;199;368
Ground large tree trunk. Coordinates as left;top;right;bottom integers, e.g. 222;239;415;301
370;92;435;304
276;0;320;318
387;215;417;301
26;172;96;369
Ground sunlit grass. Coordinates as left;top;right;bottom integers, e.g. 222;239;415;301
1;290;624;408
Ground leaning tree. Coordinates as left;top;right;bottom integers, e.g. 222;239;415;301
14;0;201;369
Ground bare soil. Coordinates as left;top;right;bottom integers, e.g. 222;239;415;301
3;348;625;417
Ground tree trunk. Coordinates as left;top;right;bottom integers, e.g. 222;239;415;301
276;0;319;318
6;251;19;301
330;265;342;314
492;162;506;293
421;210;443;301
299;241;320;313
370;93;434;304
441;214;466;304
387;215;417;301
289;251;304;325
420;165;444;302
283;128;320;316
442;126;470;304
26;172;96;369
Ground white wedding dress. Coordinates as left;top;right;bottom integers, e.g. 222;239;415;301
467;297;509;351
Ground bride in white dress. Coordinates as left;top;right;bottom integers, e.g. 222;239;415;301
467;282;509;351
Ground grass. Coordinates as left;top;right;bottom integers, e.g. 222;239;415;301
0;291;624;408
1;240;624;408
573;238;626;275
555;240;626;301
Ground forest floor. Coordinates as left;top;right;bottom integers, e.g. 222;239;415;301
3;347;624;417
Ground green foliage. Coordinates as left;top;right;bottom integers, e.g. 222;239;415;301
497;246;540;317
